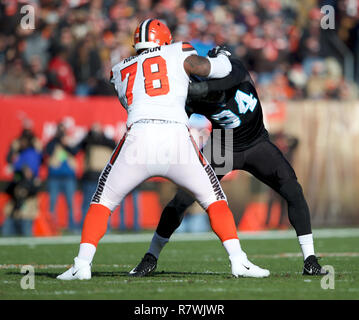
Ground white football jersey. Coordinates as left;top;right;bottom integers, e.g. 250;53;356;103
111;42;198;126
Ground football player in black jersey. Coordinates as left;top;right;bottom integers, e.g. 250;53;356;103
129;48;327;277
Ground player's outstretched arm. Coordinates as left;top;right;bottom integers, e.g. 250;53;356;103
188;60;248;100
184;51;232;78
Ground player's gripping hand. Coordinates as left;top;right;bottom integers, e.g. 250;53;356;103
207;45;231;58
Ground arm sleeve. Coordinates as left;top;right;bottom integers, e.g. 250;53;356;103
206;60;248;92
207;54;232;79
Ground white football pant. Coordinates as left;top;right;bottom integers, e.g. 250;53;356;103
90;121;226;211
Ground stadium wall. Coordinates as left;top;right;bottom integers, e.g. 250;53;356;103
0;96;358;228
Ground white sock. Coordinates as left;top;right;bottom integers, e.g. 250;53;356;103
298;234;315;260
223;238;243;257
147;232;169;259
77;243;96;264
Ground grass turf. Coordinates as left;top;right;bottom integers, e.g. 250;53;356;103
0;235;358;300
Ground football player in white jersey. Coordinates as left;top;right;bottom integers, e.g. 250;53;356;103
57;19;269;280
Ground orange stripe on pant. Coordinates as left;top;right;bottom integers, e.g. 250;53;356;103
81;204;111;247
110;132;127;165
189;131;207;166
206;200;238;242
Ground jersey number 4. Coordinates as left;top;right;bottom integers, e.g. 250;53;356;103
121;56;169;105
211;90;258;129
234;90;258;114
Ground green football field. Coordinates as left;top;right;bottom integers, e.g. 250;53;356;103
0;228;358;300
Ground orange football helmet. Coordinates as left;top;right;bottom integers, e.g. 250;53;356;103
134;19;173;52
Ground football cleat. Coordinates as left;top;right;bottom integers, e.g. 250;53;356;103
303;255;328;276
129;253;157;277
56;257;91;280
230;252;270;278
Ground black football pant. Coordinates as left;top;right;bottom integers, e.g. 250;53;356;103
156;137;312;238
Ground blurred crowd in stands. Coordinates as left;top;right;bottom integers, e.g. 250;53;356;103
2;113;299;236
3;120;118;235
0;0;358;100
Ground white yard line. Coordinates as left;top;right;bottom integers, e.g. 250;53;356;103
0;263;126;270
0;228;358;246
1;252;358;270
251;252;359;259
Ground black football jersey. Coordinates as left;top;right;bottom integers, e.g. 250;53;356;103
186;59;268;152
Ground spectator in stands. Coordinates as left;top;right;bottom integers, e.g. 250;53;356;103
0;58;29;95
25;55;48;95
6;120;42;177
3;126;42;236
70;35;102;96
75;123;116;227
306;60;327;99
2;165;40;237
47;45;76;95
0;0;357;98
43;122;78;231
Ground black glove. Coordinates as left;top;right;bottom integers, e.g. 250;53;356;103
188;81;209;100
207;46;231;58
